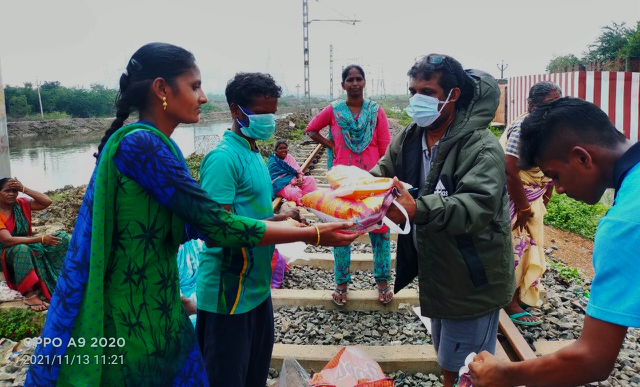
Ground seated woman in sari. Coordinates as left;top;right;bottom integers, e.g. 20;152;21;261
0;177;70;311
268;139;318;205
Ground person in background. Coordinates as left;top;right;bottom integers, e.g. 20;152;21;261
268;139;318;205
24;42;358;387
305;64;393;306
469;96;639;387
375;54;514;387
499;81;562;326
0;177;69;312
178;238;204;324
197;72;315;387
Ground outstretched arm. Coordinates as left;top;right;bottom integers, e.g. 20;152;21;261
469;316;627;387
114;131;358;248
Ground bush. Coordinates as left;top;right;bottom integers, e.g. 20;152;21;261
544;192;609;240
185;154;204;183
383;107;412;127
488;125;504;138
0;308;46;341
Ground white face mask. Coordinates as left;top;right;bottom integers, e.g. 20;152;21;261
405;90;452;127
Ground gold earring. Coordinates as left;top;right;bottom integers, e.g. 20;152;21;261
162;97;167;110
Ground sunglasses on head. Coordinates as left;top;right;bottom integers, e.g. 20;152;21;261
424;54;454;73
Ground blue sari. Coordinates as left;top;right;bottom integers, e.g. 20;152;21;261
267;153;298;199
25;123;265;387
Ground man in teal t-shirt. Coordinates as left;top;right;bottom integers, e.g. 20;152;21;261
469;97;640;386
196;72;301;387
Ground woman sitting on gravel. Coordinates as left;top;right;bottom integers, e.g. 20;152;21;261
268;139;318;205
0;177;70;312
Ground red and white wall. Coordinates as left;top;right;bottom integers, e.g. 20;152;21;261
507;71;640;142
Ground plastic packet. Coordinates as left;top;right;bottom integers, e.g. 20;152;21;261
276;242;309;265
309;346;394;387
454;352;476;387
277;357;310;387
326;165;372;189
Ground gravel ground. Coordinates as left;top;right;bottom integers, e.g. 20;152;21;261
265;242;640;387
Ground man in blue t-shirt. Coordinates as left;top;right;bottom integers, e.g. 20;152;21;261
196;72;302;387
469;97;640;386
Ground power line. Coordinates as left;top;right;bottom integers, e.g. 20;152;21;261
302;0;360;111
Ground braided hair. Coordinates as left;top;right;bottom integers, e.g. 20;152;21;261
95;42;197;158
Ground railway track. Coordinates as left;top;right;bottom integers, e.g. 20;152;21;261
269;139;569;380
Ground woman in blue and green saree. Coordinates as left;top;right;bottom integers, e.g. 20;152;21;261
24;42;358;387
0;177;70;312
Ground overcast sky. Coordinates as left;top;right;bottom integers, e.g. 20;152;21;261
1;0;639;97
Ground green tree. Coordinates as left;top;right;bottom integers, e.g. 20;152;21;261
620;21;640;58
3;80;117;119
40;81;63;114
584;22;631;62
546;54;583;73
9;95;32;117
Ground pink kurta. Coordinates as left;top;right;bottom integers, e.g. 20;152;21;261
283;154;303;176
305;105;391;171
277;153;318;205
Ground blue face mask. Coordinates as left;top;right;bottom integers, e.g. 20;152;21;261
405;90;452;128
237;106;276;140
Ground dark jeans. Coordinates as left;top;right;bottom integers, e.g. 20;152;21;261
196;296;274;387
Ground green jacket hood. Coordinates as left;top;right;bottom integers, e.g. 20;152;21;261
448;69;500;140
405;69;499;146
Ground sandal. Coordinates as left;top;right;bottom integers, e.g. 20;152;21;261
509;311;542;326
23;294;48;312
332;286;347;306
377;283;394;305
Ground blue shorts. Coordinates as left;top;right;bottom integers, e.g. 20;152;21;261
431;309;500;372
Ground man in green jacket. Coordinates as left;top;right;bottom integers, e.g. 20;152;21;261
371;54;515;387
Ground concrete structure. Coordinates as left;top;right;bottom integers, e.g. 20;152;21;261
0;59;11;177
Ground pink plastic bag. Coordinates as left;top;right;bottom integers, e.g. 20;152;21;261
271;248;289;289
309;347;394;387
454;352;476;387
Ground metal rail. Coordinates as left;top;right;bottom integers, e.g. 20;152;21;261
498;309;537;362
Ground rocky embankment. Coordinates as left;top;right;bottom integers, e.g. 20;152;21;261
6;109;300;140
7;118;113;139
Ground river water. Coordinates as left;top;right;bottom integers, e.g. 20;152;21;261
7;122;231;192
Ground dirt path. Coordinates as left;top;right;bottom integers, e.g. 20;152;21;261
544;225;594;280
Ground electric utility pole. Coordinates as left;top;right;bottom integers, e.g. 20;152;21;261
36;78;44;119
497;60;509;79
329;44;334;101
302;0;360;112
